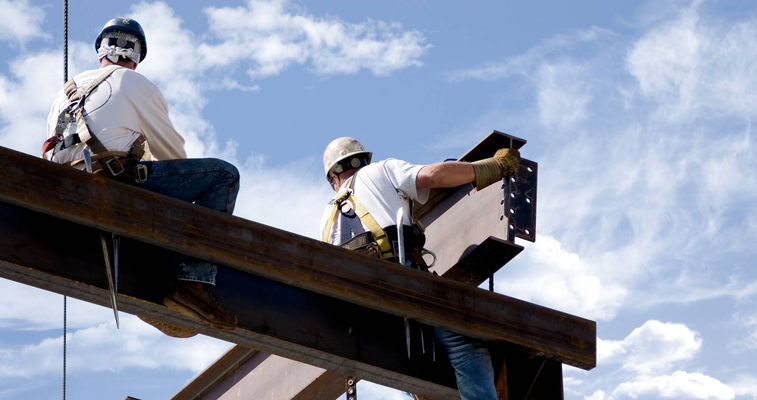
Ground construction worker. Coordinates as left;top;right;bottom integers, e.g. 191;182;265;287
320;137;521;400
45;17;238;332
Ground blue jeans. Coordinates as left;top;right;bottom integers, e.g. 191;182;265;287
137;158;240;285
435;328;498;400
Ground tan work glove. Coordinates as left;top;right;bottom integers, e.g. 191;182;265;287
471;147;521;190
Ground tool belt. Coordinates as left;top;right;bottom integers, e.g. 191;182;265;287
92;156;149;184
340;224;428;270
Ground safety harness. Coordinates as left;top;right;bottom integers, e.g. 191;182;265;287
322;175;429;267
323;175;395;259
41;65;147;182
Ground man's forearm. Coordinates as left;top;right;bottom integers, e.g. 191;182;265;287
416;161;475;190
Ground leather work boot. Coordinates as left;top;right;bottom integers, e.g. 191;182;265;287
163;281;237;330
137;314;197;338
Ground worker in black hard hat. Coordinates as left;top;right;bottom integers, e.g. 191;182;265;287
45;17;240;336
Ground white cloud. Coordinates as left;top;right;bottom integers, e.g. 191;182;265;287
0;314;231;378
0;40;96;157
626;1;757;121
495;235;627;320
447;26;616;82
613;371;734;400
0;280;110;330
0;0;48;45
733;313;757;351
599;320;701;374
488;0;757;321
585;390;609;400
536;62;591;130
200;0;429;79
232;153;333;238
729;374;757;398
0;52;70;156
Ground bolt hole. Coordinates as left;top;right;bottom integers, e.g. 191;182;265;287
526;198;531;204
525;229;531;235
527;166;533;173
510;177;516;183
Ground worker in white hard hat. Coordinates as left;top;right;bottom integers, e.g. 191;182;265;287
45;17;239;335
320;137;520;400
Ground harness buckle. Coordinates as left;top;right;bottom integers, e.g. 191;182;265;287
333;188;353;204
105;157;126;177
135;164;148;183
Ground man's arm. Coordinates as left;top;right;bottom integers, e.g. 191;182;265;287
416;148;521;191
416;161;475;190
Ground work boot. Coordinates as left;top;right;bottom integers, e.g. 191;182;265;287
137;314;197;338
163;281;237;330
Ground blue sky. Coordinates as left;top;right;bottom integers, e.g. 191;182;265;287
1;0;756;399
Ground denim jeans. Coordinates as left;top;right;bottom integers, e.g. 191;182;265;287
435;327;498;400
136;158;240;285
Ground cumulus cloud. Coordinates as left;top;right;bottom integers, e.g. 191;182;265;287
729;374;757;398
598;320;701;374
0;0;48;45
613;371;734;400
0;281;111;330
200;0;429;79
0;314;231;378
495;235;627;320
232;153;333;238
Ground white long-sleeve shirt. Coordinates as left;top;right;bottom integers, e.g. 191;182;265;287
46;65;186;163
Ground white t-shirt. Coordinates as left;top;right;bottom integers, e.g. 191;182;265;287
46;65;186;163
320;158;430;246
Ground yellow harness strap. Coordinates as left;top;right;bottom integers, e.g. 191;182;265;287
322;176;394;259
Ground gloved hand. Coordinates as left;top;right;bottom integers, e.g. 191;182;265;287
471;147;521;190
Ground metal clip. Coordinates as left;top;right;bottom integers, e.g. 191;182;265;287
135;164;148;183
105;157;126;177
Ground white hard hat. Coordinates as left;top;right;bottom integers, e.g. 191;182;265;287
323;137;372;182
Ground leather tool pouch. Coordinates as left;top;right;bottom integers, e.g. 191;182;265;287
340;231;382;259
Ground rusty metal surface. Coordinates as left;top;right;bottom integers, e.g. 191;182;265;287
0;201;460;398
0;145;596;371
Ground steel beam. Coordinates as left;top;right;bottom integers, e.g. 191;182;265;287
0;145;596;370
0;201;460;398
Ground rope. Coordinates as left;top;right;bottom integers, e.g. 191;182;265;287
62;3;69;400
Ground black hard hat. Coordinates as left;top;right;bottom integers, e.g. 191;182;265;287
95;17;147;62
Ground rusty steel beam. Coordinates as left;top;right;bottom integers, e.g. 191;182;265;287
0;201;460;398
0;145;596;371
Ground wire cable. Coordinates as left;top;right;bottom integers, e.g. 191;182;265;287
62;3;69;400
